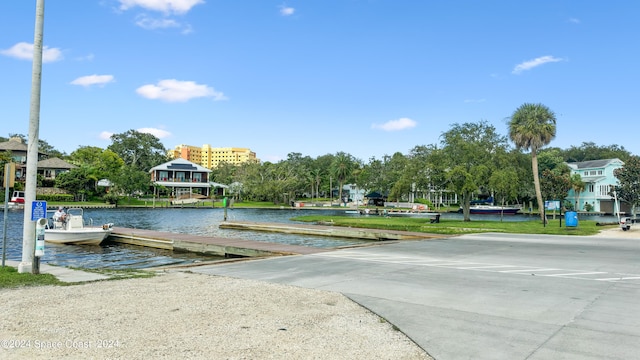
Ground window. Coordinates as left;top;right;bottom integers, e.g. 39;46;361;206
597;170;603;175
587;184;594;192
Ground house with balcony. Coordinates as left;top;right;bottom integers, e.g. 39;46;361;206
150;158;212;201
565;158;628;214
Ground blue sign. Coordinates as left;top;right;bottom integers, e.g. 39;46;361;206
31;201;47;221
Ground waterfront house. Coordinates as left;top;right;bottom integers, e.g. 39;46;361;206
150;158;212;199
0;136;47;182
565;158;628;214
36;157;76;182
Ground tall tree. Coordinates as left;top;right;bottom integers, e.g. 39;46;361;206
441;121;510;221
508;103;557;223
107;130;168;172
69;146;124;186
489;168;519;221
563;142;631;163
613;155;640;218
330;152;357;203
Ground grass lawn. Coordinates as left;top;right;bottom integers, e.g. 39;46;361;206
0;265;63;288
291;214;615;236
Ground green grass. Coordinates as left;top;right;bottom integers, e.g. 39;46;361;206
0;265;63;288
0;265;155;289
291;214;615;236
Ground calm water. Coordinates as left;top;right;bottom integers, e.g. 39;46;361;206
0;208;367;269
1;207;619;269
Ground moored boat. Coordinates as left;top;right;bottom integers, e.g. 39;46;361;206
467;205;521;215
7;190;25;209
45;208;113;245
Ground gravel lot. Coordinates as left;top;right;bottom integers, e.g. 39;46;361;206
1;271;431;359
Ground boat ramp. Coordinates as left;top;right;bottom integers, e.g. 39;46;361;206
110;222;444;259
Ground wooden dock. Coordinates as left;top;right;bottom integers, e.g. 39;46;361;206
109;227;329;258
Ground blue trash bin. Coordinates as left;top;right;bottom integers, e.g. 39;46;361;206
565;211;578;227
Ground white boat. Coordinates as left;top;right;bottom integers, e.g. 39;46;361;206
45;208;113;245
465;205;521;215
7;190;25;209
171;191;207;205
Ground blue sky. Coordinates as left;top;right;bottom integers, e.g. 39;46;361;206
1;1;638;163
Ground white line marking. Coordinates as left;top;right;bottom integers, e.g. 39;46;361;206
596;276;640;281
454;265;516;270
499;268;559;273
547;272;607;277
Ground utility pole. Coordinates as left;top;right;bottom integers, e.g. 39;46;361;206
19;0;45;274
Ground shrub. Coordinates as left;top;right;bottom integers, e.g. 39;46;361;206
36;194;74;202
103;193;119;205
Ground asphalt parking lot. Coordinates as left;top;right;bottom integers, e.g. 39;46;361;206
191;230;640;360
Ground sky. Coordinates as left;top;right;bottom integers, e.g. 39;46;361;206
1;1;639;163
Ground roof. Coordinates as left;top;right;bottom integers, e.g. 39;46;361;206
149;157;212;173
365;191;386;198
37;157;77;169
566;158;623;170
0;138;28;152
0;137;46;155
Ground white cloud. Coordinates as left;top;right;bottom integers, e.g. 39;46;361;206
70;74;115;87
371;118;417;131
280;6;295;16
136;79;228;102
99;131;114;140
75;53;95;62
135;14;180;29
568;17;581;24
138;127;172;138
119;0;204;14
0;42;63;63
512;55;563;74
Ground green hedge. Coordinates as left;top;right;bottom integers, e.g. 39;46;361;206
36;194;75;202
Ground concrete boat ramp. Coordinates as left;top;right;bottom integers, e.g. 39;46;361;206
110;221;443;258
219;220;443;241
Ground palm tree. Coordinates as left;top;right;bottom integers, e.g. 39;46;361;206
508;103;557;223
570;173;586;211
330;152;355;204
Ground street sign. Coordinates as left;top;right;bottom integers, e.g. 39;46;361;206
31;201;47;221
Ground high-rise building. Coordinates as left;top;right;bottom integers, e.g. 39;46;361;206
169;144;258;169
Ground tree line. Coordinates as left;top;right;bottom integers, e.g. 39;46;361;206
2;103;638;221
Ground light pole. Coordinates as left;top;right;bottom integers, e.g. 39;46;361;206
19;0;45;274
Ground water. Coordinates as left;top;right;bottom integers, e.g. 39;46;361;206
0;208;367;269
1;207;620;269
